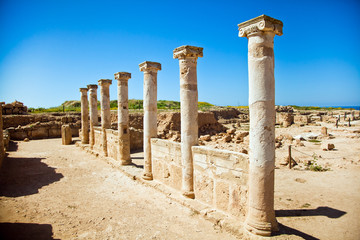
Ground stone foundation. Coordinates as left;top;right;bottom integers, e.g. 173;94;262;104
151;138;249;218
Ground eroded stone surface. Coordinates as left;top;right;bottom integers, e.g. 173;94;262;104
98;79;112;156
79;88;89;144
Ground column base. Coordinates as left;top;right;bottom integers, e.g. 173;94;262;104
244;217;278;237
142;173;153;181
120;159;132;166
182;191;195;199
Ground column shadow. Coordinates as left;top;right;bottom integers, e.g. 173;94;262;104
0;156;63;197
273;206;347;239
0;222;59;240
7;141;18;152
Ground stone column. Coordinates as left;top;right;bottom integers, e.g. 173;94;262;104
139;61;161;180
238;15;283;236
87;84;99;149
173;45;203;199
114;72;132;165
80;88;89;144
0;103;4;165
98;79;112;156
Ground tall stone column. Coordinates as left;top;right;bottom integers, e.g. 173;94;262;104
139;61;161;180
79;88;89;144
87;84;99;149
98;79;112;157
0;103;5;165
238;15;283;236
114;72;132;165
173;45;203;199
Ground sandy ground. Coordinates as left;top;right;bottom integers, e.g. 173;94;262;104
0;139;237;240
1;119;360;239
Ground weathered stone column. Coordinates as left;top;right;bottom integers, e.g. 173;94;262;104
87;84;99;149
0;103;5;165
80;88;89;144
98;79;112;156
174;45;203;199
139;61;161;180
114;72;132;165
238;15;283;236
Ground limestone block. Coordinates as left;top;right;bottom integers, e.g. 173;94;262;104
229;184;247;218
194;172;214;205
169;165;182;191
61;125;72;145
215;180;230;211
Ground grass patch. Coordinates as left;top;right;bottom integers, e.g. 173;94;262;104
308;139;321;143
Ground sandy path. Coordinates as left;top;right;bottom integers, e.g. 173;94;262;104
0;139;236;240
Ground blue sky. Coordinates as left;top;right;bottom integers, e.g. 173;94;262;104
0;0;359;108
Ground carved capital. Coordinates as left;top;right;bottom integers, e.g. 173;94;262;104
173;45;203;59
238;15;283;38
87;84;98;90
139;61;161;72
79;87;88;93
98;79;112;86
114;72;131;81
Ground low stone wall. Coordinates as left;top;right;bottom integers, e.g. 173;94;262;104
151;138;249;218
92;126;143;155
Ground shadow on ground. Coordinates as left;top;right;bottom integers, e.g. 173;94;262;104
0;156;63;197
273;206;347;239
0;222;59;240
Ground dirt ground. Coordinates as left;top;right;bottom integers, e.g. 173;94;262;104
0;139;237;240
0;118;360;239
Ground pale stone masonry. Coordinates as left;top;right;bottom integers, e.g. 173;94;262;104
139;61;162;180
87;84;99;149
114;72;132;165
173;45;203;199
61;124;72;145
0;103;4;165
98;79;112;157
79;88;89;144
238;15;283;236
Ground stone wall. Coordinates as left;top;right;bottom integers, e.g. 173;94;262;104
151;138;249;218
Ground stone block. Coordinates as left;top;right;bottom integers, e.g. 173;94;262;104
214;180;229;211
229;184;247;218
61;125;72;145
194;172;214;205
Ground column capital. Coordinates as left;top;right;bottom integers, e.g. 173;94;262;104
79;87;88;93
87;84;98;90
98;79;112;86
173;45;203;59
139;61;161;72
114;72;131;81
238;14;283;38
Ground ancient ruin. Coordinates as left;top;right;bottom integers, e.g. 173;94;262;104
139;61;161;180
79;88;89;144
98;79;112;156
174;45;203;199
87;84;99;149
114;72;132;165
238;14;283;236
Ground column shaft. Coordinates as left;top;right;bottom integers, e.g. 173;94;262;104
139;61;161;180
88;84;98;148
238;15;283;236
0;103;4;166
115;72;131;165
98;79;112;156
174;46;203;199
80;88;89;144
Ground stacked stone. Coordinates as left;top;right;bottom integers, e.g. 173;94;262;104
238;14;282;236
98;79;112;157
139;61;161;180
174;45;203;199
2;101;28;115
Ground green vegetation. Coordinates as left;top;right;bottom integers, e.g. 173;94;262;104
308;139;321;143
306;153;330;172
291;105;355;111
28;99;215;113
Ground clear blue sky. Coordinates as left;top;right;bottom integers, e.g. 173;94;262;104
1;0;359;108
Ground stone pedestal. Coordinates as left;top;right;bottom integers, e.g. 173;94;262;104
87;84;99;149
139;61;162;180
174;45;203;199
114;72;131;165
98;79;112;157
0;103;4;166
238;15;283;236
80;88;89;144
61;124;72;145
